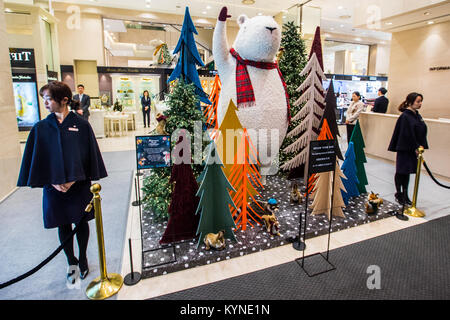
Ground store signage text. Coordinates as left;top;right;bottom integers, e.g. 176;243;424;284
9;48;36;68
430;66;450;71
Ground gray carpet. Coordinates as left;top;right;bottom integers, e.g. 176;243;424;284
0;150;134;300
153;215;450;300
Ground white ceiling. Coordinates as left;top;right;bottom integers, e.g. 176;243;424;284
11;0;449;42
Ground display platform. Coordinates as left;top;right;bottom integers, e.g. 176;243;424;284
140;174;400;279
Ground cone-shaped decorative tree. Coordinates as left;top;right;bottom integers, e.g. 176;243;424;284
349;120;369;194
154;43;172;65
195;140;237;248
204;74;221;131
281;26;326;181
305;118;334;197
168;7;211;105
320;80;343;160
279;21;308;169
228;128;265;231
310;162;347;220
341;142;360;206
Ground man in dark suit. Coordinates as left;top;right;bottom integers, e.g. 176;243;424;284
372;87;389;114
73;84;90;120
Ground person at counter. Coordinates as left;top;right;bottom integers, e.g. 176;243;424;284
141;90;151;128
388;92;428;206
372;87;389;114
345;91;366;143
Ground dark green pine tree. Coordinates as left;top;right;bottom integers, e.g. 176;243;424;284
195;140;237;249
142;79;206;222
350;120;369;194
278;21;309;169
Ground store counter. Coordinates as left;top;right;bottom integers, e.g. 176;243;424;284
90;109;106;138
359;112;450;178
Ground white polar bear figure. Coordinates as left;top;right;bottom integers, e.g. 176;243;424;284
213;7;289;179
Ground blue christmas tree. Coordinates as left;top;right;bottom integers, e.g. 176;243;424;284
341;142;360;205
168;7;211;105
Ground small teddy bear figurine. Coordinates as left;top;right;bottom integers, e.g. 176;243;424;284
365;192;384;215
203;230;226;251
290;183;303;204
155;113;168;135
261;198;281;236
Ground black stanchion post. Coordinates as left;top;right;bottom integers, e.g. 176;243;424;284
293;177;307;252
124;238;141;286
132;177;140;207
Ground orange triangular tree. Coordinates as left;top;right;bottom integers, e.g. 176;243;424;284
228;128;264;231
204;75;221;134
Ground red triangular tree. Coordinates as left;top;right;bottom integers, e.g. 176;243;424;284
228;128;264;231
281;27;326;181
160;135;200;244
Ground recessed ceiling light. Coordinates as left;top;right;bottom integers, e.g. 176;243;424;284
338;6;343;10
428;21;434;24
258;13;262;16
242;0;255;4
355;38;362;41
206;6;211;9
386;22;393;25
202;11;207;14
424;12;431;16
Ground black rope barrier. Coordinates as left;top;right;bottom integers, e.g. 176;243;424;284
423;161;450;189
0;215;89;290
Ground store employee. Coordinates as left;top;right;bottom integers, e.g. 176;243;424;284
345;91;365;143
372;87;389;114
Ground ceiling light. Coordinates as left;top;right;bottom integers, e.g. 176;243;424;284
242;0;256;4
428;21;434;24
385;22;393;25
355;38;362;41
5;8;12;13
258;13;262;16
424;12;431;16
338;6;344;10
206;6;211;9
146;4;150;8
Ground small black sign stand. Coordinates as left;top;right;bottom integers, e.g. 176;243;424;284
295;140;337;277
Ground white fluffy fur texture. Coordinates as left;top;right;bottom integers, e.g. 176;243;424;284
213;14;288;173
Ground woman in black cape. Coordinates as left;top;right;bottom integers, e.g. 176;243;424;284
17;81;108;284
388;92;428;205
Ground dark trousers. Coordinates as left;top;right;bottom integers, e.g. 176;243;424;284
143;109;150;127
395;173;410;198
346;124;355;144
58;220;90;270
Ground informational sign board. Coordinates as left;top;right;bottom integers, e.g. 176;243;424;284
9;48;36;68
309;140;337;174
136;135;171;169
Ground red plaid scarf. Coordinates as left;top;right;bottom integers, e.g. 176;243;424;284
230;48;291;123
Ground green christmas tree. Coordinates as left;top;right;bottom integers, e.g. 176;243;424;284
350;120;369;194
195;140;237;249
142;79;206;222
278;21;308;169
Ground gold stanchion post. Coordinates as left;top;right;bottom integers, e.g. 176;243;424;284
404;147;426;218
86;184;123;300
